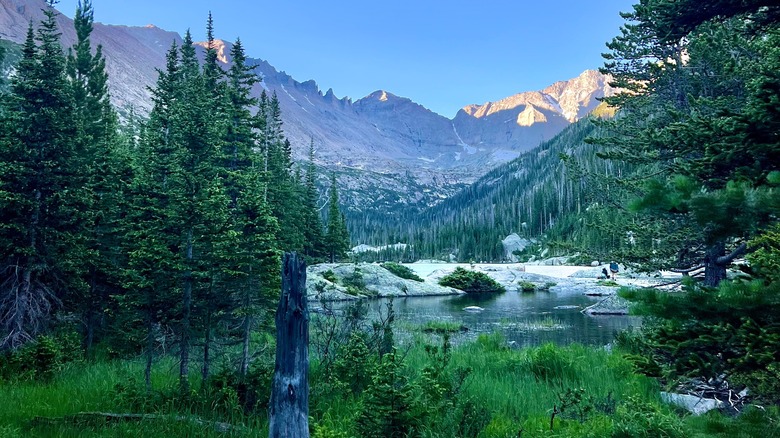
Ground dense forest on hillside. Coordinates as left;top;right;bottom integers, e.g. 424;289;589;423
349;111;632;263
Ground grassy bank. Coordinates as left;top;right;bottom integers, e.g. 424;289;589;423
0;358;267;437
1;335;778;437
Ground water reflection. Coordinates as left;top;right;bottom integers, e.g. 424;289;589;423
333;289;639;348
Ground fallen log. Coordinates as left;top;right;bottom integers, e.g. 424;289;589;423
29;412;242;433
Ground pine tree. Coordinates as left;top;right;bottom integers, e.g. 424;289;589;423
594;2;780;285
221;37;280;378
65;0;127;356
192;13;231;383
124;41;183;389
173;29;232;393
262;93;305;252
355;350;421;438
325;173;350;262
301;139;325;260
0;4;80;350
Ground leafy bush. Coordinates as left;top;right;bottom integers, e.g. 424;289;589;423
322;269;338;283
518;281;536;292
438;267;506;293
381;262;424;282
0;332;81;381
568;254;593;266
342;268;367;291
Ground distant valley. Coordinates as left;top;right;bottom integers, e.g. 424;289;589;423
0;0;613;232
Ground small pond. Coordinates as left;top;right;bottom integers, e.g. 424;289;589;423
354;289;639;348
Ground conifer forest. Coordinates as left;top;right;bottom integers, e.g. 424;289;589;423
0;1;779;437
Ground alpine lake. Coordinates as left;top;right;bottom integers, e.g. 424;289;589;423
324;263;646;348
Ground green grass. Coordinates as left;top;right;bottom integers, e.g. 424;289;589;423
3;337;779;437
597;279;620;287
418;321;468;334
0;359;265;437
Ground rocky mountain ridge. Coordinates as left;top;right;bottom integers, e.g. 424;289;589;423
0;0;614;214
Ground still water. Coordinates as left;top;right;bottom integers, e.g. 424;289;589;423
356;289;639;348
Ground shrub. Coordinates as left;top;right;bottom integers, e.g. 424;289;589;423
526;343;578;383
1;332;81;381
355;350;423;438
322;269;338;283
420;321;468;334
331;332;374;396
518;281;536;292
748;223;780;283
342;268;366;291
612;395;685;438
438;267;506;293
568;254;593;266
381;262;424;282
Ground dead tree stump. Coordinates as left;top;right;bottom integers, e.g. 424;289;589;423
269;253;309;438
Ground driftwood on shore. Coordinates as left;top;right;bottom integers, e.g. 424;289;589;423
29;412;242;433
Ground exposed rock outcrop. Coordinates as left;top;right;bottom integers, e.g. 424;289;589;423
307;263;462;301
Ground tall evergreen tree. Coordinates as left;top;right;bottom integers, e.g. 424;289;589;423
0;4;80;350
173;30;232;393
124;41;183;389
262;92;305;252
65;0;127;356
301;139;325;260
325;173;350;262
221;37;280;378
593;2;780;285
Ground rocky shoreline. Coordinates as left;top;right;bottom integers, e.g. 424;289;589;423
306;263;464;301
307;262;673;316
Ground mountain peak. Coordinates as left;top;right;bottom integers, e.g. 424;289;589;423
459;70;613;123
516;104;547;127
363;90;397;102
358;90;417;106
193;38;231;64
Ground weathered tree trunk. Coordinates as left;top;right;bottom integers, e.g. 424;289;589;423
145;314;153;393
704;241;748;288
84;265;100;359
202;310;212;383
704;241;727;287
180;229;193;394
269;253;309;438
239;265;253;377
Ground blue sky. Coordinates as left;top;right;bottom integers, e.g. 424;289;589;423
56;0;636;118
